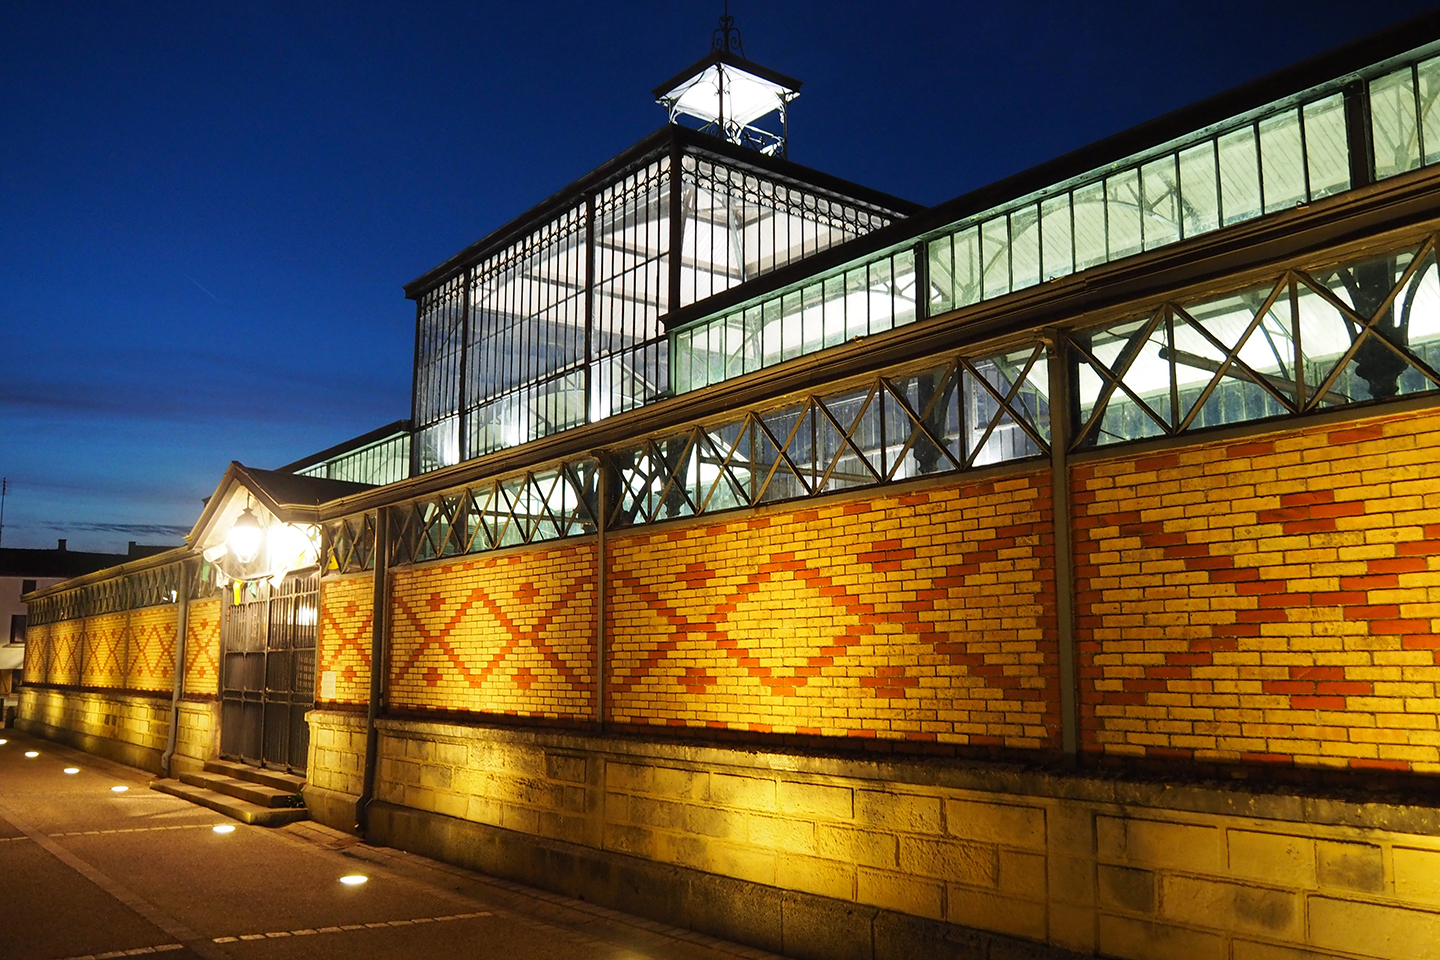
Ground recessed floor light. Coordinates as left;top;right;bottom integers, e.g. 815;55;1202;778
24;751;38;758
213;824;235;834
110;785;129;793
338;875;368;886
0;738;7;745
63;767;79;774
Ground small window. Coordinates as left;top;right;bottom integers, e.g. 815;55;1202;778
21;579;36;594
9;614;24;644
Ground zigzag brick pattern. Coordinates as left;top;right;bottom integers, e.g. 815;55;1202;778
184;598;221;697
1076;409;1440;773
318;574;373;706
607;472;1059;746
83;613;127;688
22;622;49;680
388;544;596;720
48;619;81;685
127;607;176;692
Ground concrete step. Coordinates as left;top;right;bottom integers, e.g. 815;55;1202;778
203;759;307;794
149;780;309;827
178;771;303;809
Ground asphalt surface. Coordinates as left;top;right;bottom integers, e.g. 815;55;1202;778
0;729;785;960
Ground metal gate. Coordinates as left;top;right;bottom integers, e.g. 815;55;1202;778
219;572;317;774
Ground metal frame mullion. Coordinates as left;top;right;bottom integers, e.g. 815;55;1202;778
881;366;964;481
812;385;884;492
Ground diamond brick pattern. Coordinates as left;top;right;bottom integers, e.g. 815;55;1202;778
388;545;597;720
318;575;374;706
1076;408;1440;773
608;471;1059;746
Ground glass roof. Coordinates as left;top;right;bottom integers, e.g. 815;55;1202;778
657;61;798;130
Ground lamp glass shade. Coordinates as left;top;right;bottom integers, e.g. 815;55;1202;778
228;507;264;564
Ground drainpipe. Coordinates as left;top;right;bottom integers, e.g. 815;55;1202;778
160;560;192;778
357;509;390;835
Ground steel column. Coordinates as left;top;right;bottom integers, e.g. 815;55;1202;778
1046;332;1080;761
358;508;391;835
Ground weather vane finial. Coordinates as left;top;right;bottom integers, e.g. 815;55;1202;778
712;1;744;57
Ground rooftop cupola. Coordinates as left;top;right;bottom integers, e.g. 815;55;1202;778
653;5;801;158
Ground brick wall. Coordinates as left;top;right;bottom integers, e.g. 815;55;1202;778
48;619;82;685
607;471;1059;748
184;597;220;697
317;574;373;707
1075;408;1440;774
387;544;597;721
83;612;127;688
127;606;177;692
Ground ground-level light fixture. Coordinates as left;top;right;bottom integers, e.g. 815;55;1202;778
213;824;235;834
111;785;129;793
24;751;38;758
63;767;79;774
338;875;368;886
0;738;7;745
228;505;264;564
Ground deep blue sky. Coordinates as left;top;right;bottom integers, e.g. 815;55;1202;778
0;1;1425;552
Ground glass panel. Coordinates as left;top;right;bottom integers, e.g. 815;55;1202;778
821;274;847;348
953;227;982;307
981;216;1010;300
1040;193;1073;281
1073;182;1107;271
1371;66;1421;180
928;234;956;314
1218;126;1262;225
1421;56;1440;166
1178;141;1220;238
892;249;918;327
1303;94;1351;200
843;267;869;340
1010;206;1041;290
1141;157;1180;250
1259;110;1307;213
1105;169;1143;261
815;387;880;493
886;367;962;478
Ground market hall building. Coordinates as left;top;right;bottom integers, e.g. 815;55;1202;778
17;12;1440;959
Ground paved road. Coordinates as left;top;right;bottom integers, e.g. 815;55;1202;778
0;730;784;960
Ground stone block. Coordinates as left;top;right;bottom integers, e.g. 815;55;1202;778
816;824;898;869
1316;840;1385;893
779;780;854;821
603;821;655;858
1161;875;1301;939
1047;803;1094;856
998;850;1047;901
946;886;1047;941
748;814;817;856
856;789;942;833
1099;865;1155;914
1048;902;1097;954
1229;830;1317;889
857;867;943;920
1233;941;1359;960
1098;914;1226;960
776;854;856;901
1050;853;1096;906
544;752;587;784
1392;846;1440;906
779;894;875;960
946;799;1045;851
710;773;777;812
898;836;996;887
1099;816;1222;874
1309;896;1440;960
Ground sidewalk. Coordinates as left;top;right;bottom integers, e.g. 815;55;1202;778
0;730;787;960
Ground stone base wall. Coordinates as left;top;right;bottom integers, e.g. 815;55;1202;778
303;709;367;832
319;712;1440;960
16;687;218;774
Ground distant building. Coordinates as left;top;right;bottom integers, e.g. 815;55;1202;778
0;540;173;715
